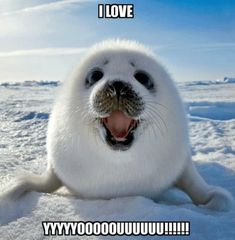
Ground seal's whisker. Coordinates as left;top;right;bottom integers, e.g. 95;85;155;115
149;107;166;134
146;105;168;132
147;119;160;139
146;102;168;114
144;110;164;137
145;106;165;131
143;97;169;112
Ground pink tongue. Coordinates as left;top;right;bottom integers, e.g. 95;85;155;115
104;110;133;140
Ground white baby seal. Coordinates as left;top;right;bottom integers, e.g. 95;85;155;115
1;39;233;211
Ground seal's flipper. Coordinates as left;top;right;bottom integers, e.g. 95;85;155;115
0;168;62;200
175;159;233;211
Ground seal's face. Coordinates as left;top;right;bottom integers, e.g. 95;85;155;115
78;47;161;151
92;80;145;151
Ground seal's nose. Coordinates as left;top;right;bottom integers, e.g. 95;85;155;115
94;80;144;117
109;81;130;99
112;81;125;93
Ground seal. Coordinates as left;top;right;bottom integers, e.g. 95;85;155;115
1;39;233;211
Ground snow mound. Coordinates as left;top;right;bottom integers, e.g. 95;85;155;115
223;77;235;84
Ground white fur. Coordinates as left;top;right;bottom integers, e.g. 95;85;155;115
1;39;233;212
47;40;189;199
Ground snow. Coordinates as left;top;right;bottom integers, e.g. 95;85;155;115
0;80;235;239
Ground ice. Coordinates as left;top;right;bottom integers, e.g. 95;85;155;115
187;101;235;121
15;111;49;122
0;80;59;87
181;77;235;87
0;80;235;239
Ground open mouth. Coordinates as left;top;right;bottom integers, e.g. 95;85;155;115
101;110;139;150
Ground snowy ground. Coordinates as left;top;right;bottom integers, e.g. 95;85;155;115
0;80;235;239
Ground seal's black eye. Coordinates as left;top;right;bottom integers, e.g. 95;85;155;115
134;71;155;91
85;69;104;88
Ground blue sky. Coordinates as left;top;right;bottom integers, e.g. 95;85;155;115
0;0;234;82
